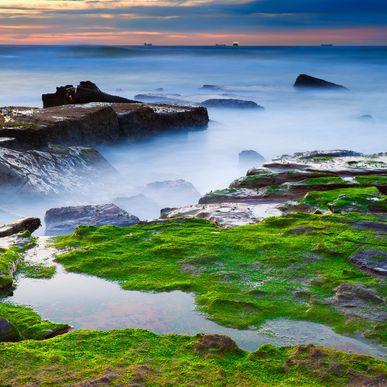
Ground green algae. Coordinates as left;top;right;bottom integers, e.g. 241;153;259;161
54;213;386;343
0;329;385;386
301;187;386;212
0;303;69;341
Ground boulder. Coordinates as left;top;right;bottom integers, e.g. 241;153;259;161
294;74;347;90
201;99;263;109
42;81;138;108
0;145;116;196
193;334;240;354
142;179;201;208
113;194;160;220
0;217;41;237
45;203;140;235
348;249;387;276
239;150;265;167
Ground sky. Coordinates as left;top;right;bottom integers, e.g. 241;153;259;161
1;0;387;45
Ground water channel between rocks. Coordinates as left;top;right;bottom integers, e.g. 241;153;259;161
2;237;386;359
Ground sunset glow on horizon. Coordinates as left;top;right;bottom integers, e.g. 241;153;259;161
1;0;387;45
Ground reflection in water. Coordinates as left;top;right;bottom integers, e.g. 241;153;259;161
3;239;386;359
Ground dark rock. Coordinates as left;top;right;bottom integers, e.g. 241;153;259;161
239;150;265;166
0;103;209;150
193;334;240;354
142;179;201;208
0;317;19;342
294;74;347;90
349;249;387;276
201;99;263;109
200;84;222;91
0;145;116;196
0;217;41;237
45;203;140;235
113;194;160;220
42;81;138;108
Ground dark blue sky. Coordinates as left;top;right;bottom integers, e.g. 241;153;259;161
1;0;386;44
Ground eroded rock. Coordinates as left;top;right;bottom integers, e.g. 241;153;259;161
193;334;240;354
42;81;137;108
0;145;116;196
45;203;140;235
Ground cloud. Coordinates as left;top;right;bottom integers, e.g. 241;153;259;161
0;0;386;44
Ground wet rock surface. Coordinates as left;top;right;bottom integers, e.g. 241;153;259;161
45;203;140;235
0;145;115;196
0;217;41;238
294;74;347;90
42;81;138;108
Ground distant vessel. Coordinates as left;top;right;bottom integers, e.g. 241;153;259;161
321;44;333;47
144;43;153;47
232;42;239;47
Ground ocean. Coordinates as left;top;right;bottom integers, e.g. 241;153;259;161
0;45;386;221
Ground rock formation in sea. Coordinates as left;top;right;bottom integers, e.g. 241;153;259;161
42;81;138;108
294;74;347;90
201;99;264;109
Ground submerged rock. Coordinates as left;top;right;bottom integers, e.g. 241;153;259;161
143;179;201;208
239;150;265;167
0;145;115;196
348;249;387;276
0;217;41;238
294;74;347;90
113;194;160;220
42;81;137;108
133;94;186;104
45;203;140;235
201;99;263;109
200;84;222;91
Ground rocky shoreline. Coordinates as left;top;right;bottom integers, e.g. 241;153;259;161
0;78;386;385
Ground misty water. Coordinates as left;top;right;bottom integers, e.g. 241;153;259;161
3;238;386;358
0;46;386;223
